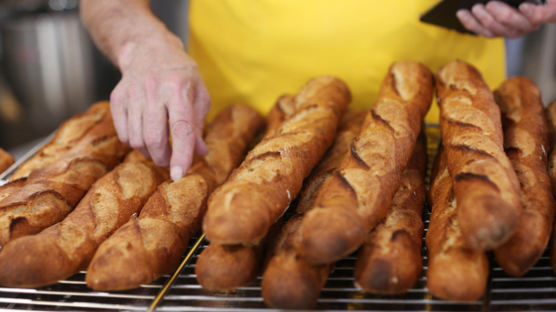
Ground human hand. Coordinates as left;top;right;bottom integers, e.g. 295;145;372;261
110;33;210;181
456;0;556;38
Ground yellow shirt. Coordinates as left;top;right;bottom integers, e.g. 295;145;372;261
188;0;505;123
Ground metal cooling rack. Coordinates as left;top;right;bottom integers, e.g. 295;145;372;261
1;125;556;311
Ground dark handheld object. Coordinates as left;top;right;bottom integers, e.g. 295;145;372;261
420;0;546;34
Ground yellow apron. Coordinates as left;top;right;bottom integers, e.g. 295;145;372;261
188;0;505;123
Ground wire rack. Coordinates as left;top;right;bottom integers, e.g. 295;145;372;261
1;125;556;311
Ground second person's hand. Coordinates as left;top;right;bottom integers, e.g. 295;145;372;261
457;0;556;38
110;32;210;181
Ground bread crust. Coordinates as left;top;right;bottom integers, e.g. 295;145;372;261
0;148;14;174
0;151;167;287
546;101;556;272
298;61;433;264
0;102;129;247
203;76;351;245
354;133;426;295
85;104;264;291
10;102;121;180
492;77;554;276
426;148;489;302
261;108;365;309
436;60;522;251
194;101;306;292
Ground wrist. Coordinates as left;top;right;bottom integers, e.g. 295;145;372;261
116;25;184;72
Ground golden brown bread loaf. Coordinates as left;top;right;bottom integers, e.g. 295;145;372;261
298;61;433;264
10;102;122;181
85;104;264;291
426;148;489;302
0;151;167;287
0;148;14;174
203;76;351;245
0;104;129;247
259;108;365;309
492;77;554;277
295;108;366;214
354;133;426;295
194;101;301;292
546;102;556;273
436;60;522;251
547;101;556;196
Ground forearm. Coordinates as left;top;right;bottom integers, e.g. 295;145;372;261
80;0;182;70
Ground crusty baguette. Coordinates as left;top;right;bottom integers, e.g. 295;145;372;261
296;108;366;214
203;76;351;245
546;102;556;273
426;148;489;302
436;60;522;250
199;107;365;296
0;103;129;247
10;102;120;180
354;133;426;295
194;101;301;292
261;215;330;309
298;61;433;264
0;148;14;174
85;104;264;291
0;151;167;287
493;77;554;276
547;101;556;195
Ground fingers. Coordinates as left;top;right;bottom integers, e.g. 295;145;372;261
168;82;196;181
473;3;520;38
457;1;548;38
144;78;171;167
127;85;149;157
457;8;495;37
486;1;537;32
109;84;129;143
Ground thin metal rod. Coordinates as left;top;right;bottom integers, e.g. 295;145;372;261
148;234;206;312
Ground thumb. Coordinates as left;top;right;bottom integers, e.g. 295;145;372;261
520;2;556;24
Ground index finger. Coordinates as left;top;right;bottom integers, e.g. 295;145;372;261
168;82;196;181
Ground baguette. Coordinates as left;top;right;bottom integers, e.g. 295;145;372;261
0;102;129;246
0;148;14;174
426;148;489;301
547;101;556;195
354;133;426;295
260;112;364;309
194;101;300;292
198;107;365;295
85;104;264;291
298;61;433;264
546;101;556;273
493;77;554;276
436;60;521;250
203;76;351;245
10;102;119;180
0;151;167;287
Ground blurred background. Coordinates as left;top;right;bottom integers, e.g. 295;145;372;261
0;0;554;158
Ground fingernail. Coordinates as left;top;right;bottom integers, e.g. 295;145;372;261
171;166;183;181
456;9;467;19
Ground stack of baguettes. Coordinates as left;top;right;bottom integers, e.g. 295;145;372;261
0;101;130;248
197;76;352;292
195;62;435;309
0;102;265;289
428;60;555;301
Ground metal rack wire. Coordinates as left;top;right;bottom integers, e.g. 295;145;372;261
1;125;556;311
